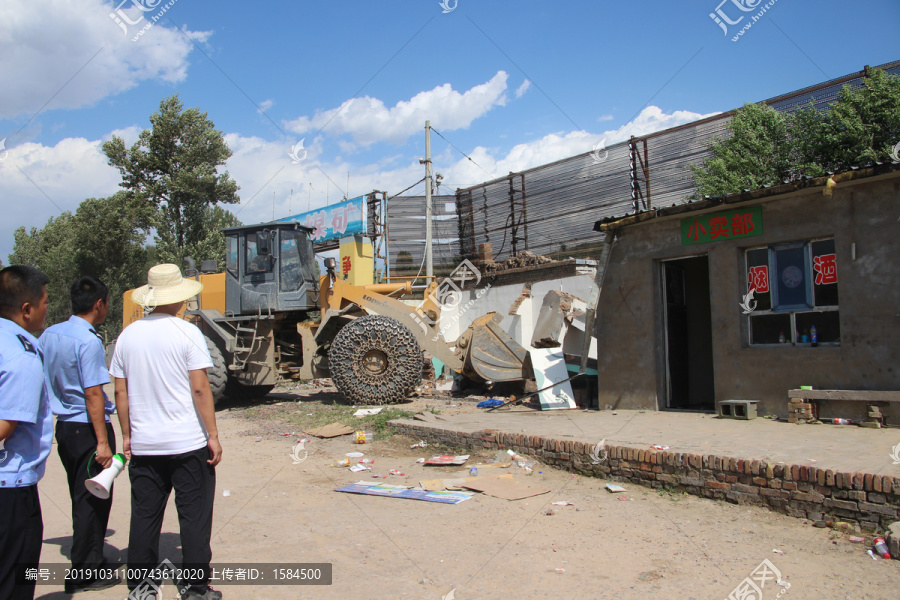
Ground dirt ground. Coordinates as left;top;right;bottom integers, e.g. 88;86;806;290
34;384;900;600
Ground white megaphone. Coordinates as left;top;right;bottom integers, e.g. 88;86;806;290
85;453;126;499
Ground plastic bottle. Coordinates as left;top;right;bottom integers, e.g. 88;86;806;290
826;418;853;425
331;458;350;467
811;325;818;347
874;537;891;559
778;331;786;344
358;458;375;464
354;430;375;444
469;467;478;477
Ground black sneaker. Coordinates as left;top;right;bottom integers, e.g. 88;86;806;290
64;573;121;593
181;586;222;600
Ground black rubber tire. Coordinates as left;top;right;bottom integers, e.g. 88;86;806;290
329;315;422;404
205;336;227;404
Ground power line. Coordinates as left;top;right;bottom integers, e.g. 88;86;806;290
430;127;495;180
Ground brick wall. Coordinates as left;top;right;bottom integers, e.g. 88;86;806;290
392;422;900;531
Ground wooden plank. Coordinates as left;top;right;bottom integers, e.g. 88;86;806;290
787;390;900;402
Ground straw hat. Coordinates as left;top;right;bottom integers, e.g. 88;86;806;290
131;263;204;307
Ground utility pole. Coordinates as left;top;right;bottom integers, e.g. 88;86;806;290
424;120;433;279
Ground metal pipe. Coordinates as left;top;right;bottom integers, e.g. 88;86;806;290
363;282;412;295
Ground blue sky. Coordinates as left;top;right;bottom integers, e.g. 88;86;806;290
1;0;897;262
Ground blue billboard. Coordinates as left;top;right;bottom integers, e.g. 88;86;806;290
279;196;365;243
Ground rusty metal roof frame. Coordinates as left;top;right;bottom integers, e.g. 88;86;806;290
594;162;900;233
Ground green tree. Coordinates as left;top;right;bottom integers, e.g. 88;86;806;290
9;214;79;328
691;102;793;198
8;193;155;338
692;68;900;197
156;204;242;271
103;94;240;267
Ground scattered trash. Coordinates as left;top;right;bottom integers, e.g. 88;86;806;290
298;438;310;443
849;536;865;543
346;452;364;458
416;458;425;463
349;464;371;472
462;477;551;501
442;587;456;600
305;423;355;438
867;549;879;560
776;579;791;589
476;398;504;408
410;440;428;449
353;407;383;417
772;549;784;554
469;467;478;477
806;458;817;462
605;484;627;493
331;458;350;467
359;458;375;464
506;449;520;460
617;496;631;501
425;455;470;466
650;445;670;450
254;436;262;442
289;442;308;465
222;490;231;497
554;568;565;574
335;482;473;504
545;509;556;516
281;432;295;436
389;469;405;476
833;522;854;534
874;537;891;559
354;430;375;444
552;501;574;506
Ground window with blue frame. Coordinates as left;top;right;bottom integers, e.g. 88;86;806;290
745;239;840;346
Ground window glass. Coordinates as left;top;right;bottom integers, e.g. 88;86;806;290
226;235;238;277
746;247;771;311
772;245;811;310
750;313;791;345
746;238;839;346
811;239;839;306
246;233;272;274
280;230;302;292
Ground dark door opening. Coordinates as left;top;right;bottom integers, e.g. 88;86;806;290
663;256;715;410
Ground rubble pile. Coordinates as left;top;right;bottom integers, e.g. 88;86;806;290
481;250;554;277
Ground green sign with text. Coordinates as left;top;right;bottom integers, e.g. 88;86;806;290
680;205;763;245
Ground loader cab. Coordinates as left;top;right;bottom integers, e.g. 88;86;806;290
222;221;319;315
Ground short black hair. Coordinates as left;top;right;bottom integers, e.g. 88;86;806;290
71;276;109;315
0;266;50;320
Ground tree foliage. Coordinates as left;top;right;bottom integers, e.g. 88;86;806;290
8;192;153;338
692;69;900;197
103;94;240;266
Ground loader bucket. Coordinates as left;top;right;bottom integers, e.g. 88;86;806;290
456;312;528;382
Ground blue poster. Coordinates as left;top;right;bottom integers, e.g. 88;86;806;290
279;196;365;243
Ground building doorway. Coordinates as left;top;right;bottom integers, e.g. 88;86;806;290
662;256;715;410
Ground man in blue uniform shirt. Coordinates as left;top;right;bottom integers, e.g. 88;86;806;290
42;276;121;593
0;265;53;600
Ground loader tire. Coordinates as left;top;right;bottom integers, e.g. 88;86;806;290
329;315;422;404
205;335;227;404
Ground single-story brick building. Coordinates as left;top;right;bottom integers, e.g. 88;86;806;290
592;164;900;419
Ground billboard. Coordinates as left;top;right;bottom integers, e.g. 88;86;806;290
279;196;365;243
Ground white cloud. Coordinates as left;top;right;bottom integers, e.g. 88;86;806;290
597;114;614;122
257;99;275;114
285;71;510;146
0;0;209;121
0;105;720;263
515;79;531;99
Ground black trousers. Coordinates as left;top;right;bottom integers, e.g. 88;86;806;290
55;420;116;579
0;485;43;600
127;446;216;592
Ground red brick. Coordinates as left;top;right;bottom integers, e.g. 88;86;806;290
873;475;883;493
725;475;739;483
783;482;798;491
652;466;662;474
791;465;801;481
864;473;874;491
641;463;652;472
769;480;782;489
752;477;767;487
650;452;658;465
706;481;731;490
853;472;865;490
737;459;745;473
825;469;835;486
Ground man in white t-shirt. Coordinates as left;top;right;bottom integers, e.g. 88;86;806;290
110;264;223;600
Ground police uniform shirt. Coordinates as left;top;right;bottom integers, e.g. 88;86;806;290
43;315;114;423
0;318;53;488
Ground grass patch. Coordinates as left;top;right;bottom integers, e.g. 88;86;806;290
249;400;415;441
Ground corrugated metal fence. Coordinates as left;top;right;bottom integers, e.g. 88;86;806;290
387;60;900;268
